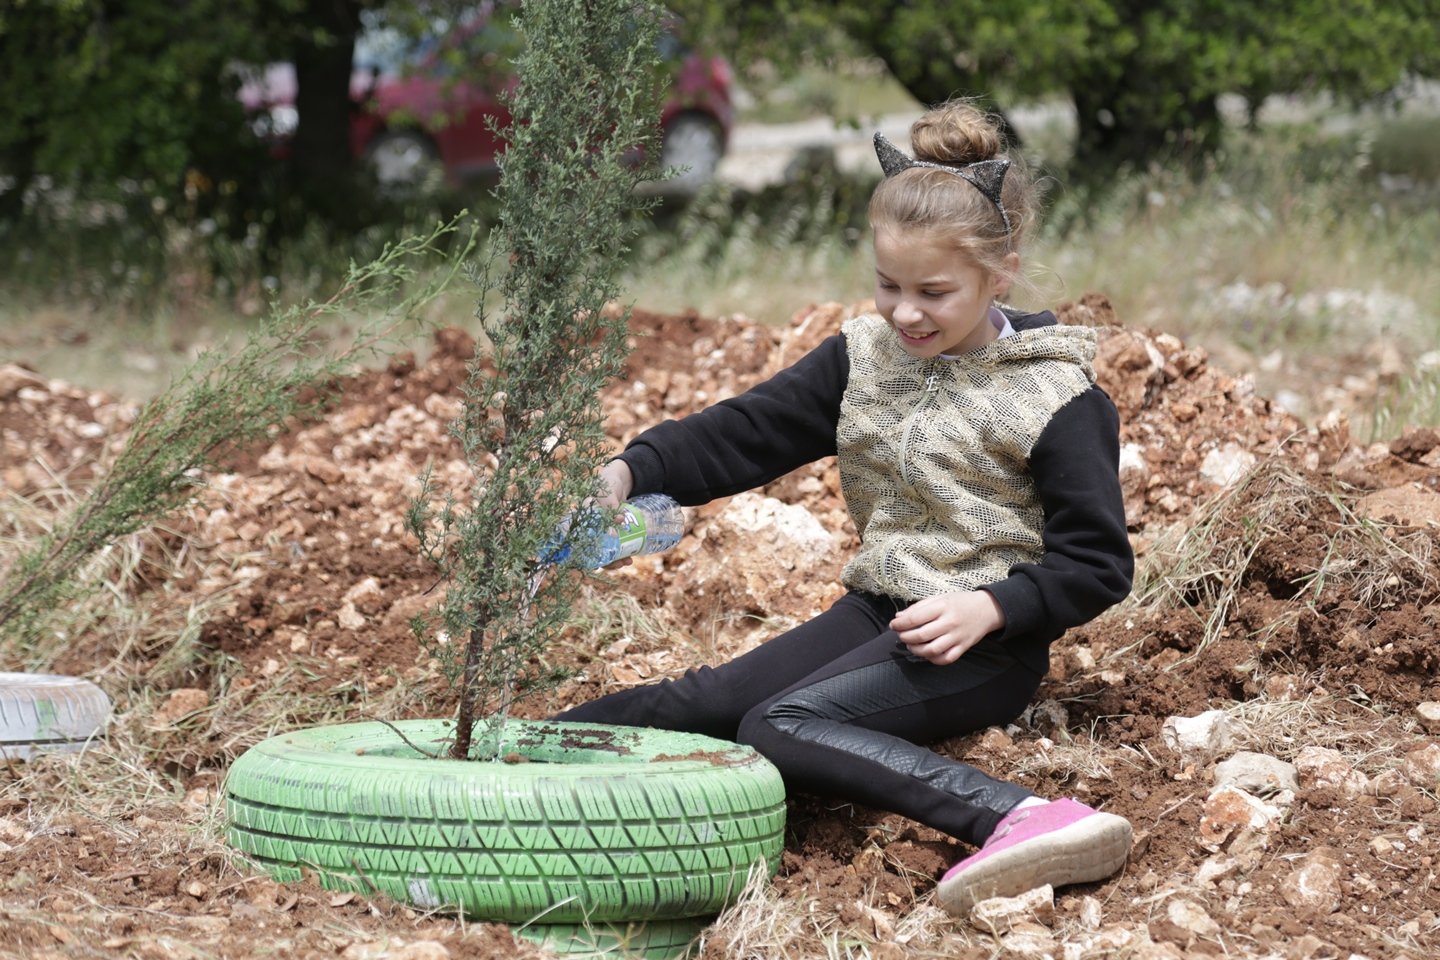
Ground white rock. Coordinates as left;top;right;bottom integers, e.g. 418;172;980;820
1214;751;1299;796
1417;703;1440;735
1167;898;1221;938
1077;895;1103;931
1195;855;1241;886
1063;925;1137;960
1280;852;1342;913
713;492;837;563
336;602;368;631
1199;443;1257;488
1200;787;1284;853
997;924;1059;958
0;364;47;398
968;884;1055;934
1294;746;1369;800
1401;742;1440;788
1162;710;1243;764
1118;443;1148;477
342;576;386;615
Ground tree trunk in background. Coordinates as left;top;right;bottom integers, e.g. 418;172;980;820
289;0;364;225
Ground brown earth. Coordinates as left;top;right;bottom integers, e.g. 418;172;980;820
2;295;1439;959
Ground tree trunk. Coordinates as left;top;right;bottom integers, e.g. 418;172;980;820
289;0;364;224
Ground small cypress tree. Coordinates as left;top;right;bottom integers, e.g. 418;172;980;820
406;0;668;761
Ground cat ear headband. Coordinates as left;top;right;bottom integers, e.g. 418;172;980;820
873;131;1012;238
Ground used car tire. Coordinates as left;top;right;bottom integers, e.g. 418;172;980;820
518;917;711;960
0;672;112;760
363;129;445;194
658;113;724;195
224;719;785;927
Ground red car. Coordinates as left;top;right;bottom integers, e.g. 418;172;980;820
240;9;734;195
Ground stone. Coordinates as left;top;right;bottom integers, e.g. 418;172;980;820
997;923;1059;958
1401;742;1440;788
1077;895;1103;931
301;455;344;485
1195;855;1242;886
1354;484;1440;528
0;364;46;399
343;576;387;615
969;884;1055;934
336;602;368;631
1417;703;1440;735
1199;786;1284;852
1280;851;1343;913
1294;746;1369;801
150;688;210;727
1062;925;1138;960
1200;443;1258;488
1214;751;1299;797
1162;710;1242;765
1129;944;1187;960
1148;897;1221;947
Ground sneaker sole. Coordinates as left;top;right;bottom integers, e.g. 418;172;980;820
936;812;1132;915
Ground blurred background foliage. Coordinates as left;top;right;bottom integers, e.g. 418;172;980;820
1;0;1438;433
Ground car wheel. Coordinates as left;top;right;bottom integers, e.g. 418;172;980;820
0;672;111;760
658;113;724;195
224;718;785;928
363;130;445;195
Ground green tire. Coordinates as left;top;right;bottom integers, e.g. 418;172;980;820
224;719;785;925
518;917;711;959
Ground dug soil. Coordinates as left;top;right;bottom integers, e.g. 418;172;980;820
2;297;1438;959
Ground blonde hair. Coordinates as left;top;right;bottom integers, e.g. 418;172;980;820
869;100;1038;288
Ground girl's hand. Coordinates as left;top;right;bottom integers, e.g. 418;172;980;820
890;590;1006;665
596;459;634;507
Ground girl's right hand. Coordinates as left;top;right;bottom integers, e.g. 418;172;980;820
597;459;634;507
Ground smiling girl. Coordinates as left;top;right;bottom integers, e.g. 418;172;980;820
556;99;1135;914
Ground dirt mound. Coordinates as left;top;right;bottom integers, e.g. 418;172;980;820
3;297;1439;959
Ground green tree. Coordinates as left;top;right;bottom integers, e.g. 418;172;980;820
0;0;396;243
406;0;667;761
0;0;277;220
679;0;1440;170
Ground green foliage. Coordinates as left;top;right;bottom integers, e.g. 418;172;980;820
677;0;1440;168
0;219;470;658
0;0;279;198
404;0;666;760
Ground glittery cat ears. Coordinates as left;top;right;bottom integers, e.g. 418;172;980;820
873;131;1012;237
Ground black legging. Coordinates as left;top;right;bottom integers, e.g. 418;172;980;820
554;590;1044;845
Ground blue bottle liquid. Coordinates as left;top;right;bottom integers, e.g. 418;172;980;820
545;494;685;569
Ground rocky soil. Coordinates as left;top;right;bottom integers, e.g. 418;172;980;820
1;295;1439;960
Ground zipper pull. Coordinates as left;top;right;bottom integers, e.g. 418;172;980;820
924;372;939;393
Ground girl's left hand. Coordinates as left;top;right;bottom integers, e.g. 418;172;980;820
890;590;1006;665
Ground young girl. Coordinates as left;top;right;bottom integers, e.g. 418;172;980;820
556;100;1134;914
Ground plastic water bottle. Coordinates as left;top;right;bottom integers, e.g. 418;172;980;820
545;494;685;569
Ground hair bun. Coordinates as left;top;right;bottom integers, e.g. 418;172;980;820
909;100;1006;166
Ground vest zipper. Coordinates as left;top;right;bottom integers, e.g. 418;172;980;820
898;359;942;485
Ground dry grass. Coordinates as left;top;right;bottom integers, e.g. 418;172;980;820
1133;459;1438;652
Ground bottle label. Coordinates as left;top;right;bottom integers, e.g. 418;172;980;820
611;503;649;560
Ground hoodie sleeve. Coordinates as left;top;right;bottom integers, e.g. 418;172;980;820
982;385;1134;641
616;334;849;505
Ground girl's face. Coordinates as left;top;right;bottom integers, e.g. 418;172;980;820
873;227;1016;359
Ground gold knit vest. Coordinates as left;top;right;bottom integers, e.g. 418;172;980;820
837;314;1098;601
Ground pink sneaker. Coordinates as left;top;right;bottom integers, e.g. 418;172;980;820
936;798;1132;915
